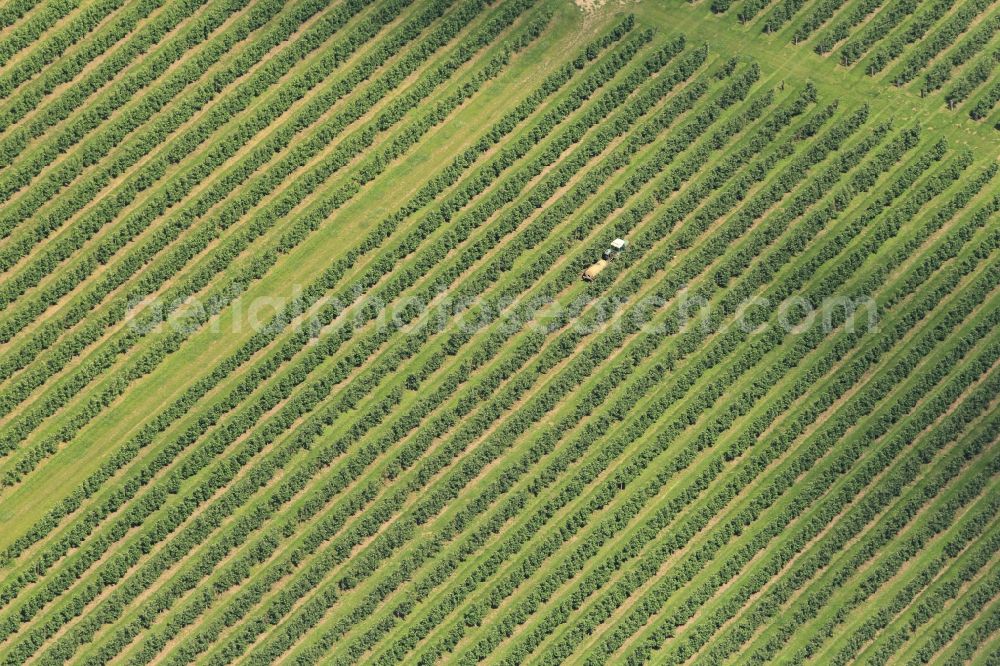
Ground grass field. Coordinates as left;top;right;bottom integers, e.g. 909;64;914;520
0;0;997;663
